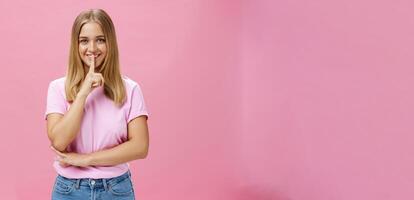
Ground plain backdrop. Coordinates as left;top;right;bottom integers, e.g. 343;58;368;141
0;0;414;199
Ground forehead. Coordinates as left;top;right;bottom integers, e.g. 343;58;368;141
79;22;104;37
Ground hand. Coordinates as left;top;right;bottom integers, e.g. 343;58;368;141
50;146;92;168
78;55;105;97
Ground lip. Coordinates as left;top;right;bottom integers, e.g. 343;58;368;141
86;53;100;58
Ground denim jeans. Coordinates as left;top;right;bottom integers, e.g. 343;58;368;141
51;171;135;200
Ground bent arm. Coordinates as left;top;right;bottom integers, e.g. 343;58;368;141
47;94;88;152
88;116;149;166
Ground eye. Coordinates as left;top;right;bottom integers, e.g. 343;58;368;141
97;38;106;43
79;39;88;44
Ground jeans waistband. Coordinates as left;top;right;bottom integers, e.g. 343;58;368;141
56;170;131;190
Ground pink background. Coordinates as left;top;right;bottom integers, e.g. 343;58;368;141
0;0;413;199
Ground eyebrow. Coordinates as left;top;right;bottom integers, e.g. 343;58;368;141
79;35;105;39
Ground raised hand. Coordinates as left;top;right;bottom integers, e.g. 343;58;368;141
78;55;105;97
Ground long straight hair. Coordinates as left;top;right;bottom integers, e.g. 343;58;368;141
65;9;126;106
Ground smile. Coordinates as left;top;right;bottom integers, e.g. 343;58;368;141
86;53;101;58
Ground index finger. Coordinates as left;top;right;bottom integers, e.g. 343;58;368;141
88;55;95;74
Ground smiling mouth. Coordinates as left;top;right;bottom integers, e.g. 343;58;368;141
86;53;100;58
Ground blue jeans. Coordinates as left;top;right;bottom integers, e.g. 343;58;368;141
51;171;135;200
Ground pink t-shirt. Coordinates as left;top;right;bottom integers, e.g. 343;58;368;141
45;76;149;179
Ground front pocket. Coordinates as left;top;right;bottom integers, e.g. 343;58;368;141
53;179;75;195
109;177;133;196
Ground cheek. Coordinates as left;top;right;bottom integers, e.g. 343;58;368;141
79;46;87;55
99;48;107;58
99;45;107;53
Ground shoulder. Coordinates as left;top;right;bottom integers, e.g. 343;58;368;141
48;76;66;91
46;77;67;99
122;75;143;91
48;76;66;87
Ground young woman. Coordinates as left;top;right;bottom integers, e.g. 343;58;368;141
45;9;149;200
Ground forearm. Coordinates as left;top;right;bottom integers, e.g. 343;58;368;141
50;94;87;151
88;139;148;166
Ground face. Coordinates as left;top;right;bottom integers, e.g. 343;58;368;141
78;22;107;70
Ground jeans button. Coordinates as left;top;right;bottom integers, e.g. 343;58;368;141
91;180;95;185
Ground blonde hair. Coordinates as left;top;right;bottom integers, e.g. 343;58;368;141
65;9;126;106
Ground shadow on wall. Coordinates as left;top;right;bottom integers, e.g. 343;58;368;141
234;185;291;200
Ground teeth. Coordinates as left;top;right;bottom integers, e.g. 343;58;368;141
87;54;99;58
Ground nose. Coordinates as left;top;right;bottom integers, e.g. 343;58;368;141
88;41;97;53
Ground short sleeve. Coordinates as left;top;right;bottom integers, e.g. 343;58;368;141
127;84;149;123
44;81;66;119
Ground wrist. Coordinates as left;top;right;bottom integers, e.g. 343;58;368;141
86;153;95;166
76;92;88;100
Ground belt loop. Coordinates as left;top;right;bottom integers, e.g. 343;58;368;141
75;179;80;189
128;170;131;178
103;179;108;191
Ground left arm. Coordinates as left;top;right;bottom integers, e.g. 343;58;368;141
89;115;149;165
52;116;149;167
